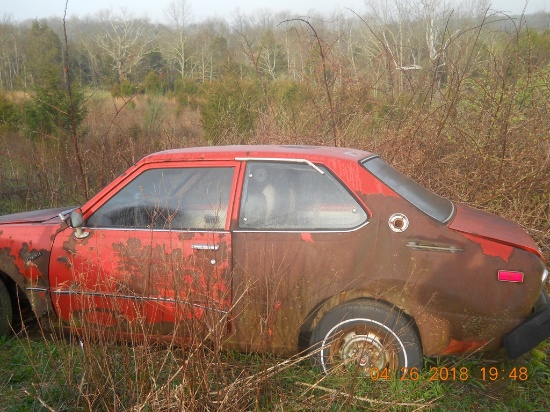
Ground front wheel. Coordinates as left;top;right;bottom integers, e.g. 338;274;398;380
310;299;423;375
0;280;13;337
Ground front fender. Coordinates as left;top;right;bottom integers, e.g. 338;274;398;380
0;222;64;322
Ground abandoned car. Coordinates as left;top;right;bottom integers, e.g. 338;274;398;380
0;145;548;374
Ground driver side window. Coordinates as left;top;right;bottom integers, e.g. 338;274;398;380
87;167;234;230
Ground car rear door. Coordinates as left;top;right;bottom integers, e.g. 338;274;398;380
229;160;373;353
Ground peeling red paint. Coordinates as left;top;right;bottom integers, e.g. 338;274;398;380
49;222;232;337
462;233;514;262
0;220;61;322
301;233;313;243
441;338;488;355
449;204;542;258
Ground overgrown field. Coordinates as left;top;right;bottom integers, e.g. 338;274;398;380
1;325;549;411
0;6;549;411
1;15;549;256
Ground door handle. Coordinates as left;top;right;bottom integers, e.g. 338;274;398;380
191;244;220;251
405;241;463;253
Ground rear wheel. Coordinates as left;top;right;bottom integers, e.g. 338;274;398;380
0;280;13;337
310;300;423;375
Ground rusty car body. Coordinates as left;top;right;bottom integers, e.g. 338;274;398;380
0;145;548;373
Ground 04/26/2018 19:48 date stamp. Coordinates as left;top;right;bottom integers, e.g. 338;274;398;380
367;366;529;382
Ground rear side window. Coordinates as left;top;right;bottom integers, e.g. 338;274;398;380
239;162;367;230
361;156;454;223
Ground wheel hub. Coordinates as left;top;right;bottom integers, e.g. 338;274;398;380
339;331;386;370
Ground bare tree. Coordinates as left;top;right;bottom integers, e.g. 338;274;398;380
190;18;232;81
94;8;158;83
164;0;193;79
0;17;24;90
355;0;488;93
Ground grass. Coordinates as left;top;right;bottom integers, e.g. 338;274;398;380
1;326;548;412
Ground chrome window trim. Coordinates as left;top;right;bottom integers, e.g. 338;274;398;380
85;166;234;231
233;220;369;234
82;226;230;234
237;160;368;232
235;157;325;174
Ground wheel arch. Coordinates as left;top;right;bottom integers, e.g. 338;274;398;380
298;289;421;352
0;270;36;332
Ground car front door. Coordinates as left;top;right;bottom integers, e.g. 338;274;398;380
49;162;238;339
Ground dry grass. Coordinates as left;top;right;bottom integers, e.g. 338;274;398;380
2;319;549;411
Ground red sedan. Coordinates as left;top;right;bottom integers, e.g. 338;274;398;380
0;145;548;374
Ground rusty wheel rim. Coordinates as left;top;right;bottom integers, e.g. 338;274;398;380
321;319;404;374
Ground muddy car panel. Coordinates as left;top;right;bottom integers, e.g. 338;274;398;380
227;153;546;356
0;145;547;360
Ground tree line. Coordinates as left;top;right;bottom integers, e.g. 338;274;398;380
0;1;548;92
1;1;549;141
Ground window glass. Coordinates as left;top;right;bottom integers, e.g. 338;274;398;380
87;167;234;230
239;162;367;230
361;156;454;223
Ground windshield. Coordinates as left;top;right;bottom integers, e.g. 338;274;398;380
361;156;454;224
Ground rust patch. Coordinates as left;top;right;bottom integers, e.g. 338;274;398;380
178;232;195;241
19;243;50;281
50;220;69;242
56;256;71;267
1;246;25;280
1;243;54;322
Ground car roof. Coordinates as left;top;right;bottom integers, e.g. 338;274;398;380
139;145;374;165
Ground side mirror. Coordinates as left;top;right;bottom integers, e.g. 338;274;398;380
69;209;90;239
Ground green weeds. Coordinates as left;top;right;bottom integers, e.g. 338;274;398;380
1;332;548;411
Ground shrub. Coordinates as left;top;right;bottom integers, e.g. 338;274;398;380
0;92;20;131
200;79;263;144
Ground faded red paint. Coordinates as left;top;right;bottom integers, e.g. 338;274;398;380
441;339;488;355
449;204;542;258
0;213;63;323
462;233;514;262
0;145;547;362
301;233;313;243
50;225;232;336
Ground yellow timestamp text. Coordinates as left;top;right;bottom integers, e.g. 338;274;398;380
366;366;529;381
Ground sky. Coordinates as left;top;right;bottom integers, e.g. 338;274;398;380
2;0;548;23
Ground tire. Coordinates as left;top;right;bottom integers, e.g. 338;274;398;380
0;280;13;337
310;299;423;375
